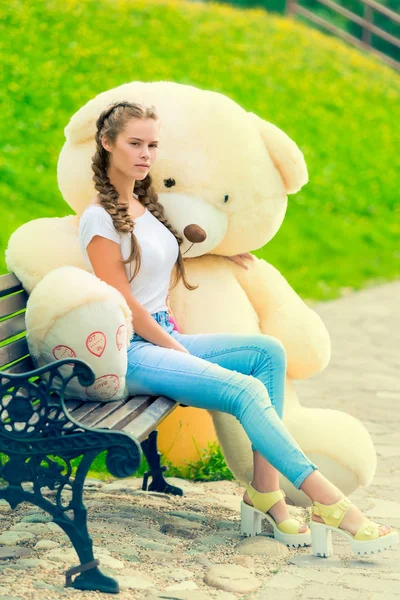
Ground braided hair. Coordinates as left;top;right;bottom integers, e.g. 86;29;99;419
91;101;197;291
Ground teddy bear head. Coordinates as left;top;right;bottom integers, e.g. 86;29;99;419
58;80;308;257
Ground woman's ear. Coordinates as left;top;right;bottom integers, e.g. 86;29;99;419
101;135;112;153
248;112;308;194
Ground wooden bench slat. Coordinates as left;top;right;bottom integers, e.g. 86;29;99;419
92;396;154;430
77;399;126;428
0;291;28;319
67;400;104;422
64;400;84;412
0;355;35;376
0;273;23;298
123;396;177;442
0;314;26;344
47;398;83;422
0;338;30;369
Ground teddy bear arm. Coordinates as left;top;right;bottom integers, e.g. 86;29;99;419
5;215;88;294
236;259;331;379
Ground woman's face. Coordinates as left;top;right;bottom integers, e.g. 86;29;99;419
103;117;160;180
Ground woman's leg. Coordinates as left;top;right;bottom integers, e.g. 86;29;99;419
169;330;286;417
126;338;317;490
169;331;391;539
168;330;296;525
128;330;392;540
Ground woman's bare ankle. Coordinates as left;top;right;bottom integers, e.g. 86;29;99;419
250;479;278;494
300;471;343;504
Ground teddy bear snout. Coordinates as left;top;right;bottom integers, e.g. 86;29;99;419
183;224;207;244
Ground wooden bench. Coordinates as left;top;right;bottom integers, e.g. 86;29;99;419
0;272;185;594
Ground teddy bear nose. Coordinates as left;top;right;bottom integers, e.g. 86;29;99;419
183;224;207;244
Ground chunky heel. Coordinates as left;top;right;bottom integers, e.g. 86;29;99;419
241;501;262;537
310;521;333;557
240;486;311;546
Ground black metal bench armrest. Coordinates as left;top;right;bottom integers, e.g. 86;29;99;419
0;358;142;482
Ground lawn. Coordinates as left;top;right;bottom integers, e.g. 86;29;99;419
1;0;399;301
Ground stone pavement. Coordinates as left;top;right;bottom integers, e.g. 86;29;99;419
271;280;400;600
0;281;399;599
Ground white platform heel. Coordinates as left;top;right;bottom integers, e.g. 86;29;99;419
310;496;398;557
240;483;311;548
241;500;263;536
309;521;333;557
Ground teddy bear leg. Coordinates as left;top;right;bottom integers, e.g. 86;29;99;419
278;379;377;507
210;378;377;508
210;411;254;487
25;266;132;402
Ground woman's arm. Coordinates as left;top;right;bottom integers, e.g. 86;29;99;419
86;235;189;353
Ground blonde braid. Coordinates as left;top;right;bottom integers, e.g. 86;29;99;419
92;104;142;280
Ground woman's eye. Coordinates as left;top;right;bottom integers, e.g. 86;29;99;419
164;178;176;188
131;143;158;148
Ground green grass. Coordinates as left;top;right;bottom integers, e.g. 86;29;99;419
87;440;234;481
0;441;234;484
0;0;399;301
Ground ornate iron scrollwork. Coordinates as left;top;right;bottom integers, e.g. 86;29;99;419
0;358;142;593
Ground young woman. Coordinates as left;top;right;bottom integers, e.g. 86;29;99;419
78;101;397;557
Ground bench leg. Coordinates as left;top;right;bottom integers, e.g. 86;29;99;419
56;508;119;594
58;451;120;593
0;452;120;594
140;430;183;496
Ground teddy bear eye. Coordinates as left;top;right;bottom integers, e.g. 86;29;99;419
224;195;229;203
164;178;176;188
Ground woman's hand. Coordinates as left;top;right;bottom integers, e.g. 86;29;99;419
167;340;190;354
177;347;190;354
224;252;256;270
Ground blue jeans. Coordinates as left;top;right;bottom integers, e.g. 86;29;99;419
127;311;318;489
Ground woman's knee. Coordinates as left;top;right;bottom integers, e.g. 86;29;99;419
231;375;271;419
252;335;287;372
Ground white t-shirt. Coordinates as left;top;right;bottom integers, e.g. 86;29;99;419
78;204;179;315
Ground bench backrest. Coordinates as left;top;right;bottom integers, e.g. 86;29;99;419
0;273;34;374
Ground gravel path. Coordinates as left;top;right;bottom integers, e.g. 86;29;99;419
0;281;399;600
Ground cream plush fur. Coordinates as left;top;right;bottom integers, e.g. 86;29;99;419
6;81;376;506
26;266;132;401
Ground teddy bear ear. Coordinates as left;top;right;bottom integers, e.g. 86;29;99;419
248;112;308;194
64;97;111;145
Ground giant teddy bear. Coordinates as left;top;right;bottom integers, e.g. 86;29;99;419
6;81;376;507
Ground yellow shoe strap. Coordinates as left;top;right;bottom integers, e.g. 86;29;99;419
278;518;307;534
312;497;351;528
246;483;285;514
354;521;380;541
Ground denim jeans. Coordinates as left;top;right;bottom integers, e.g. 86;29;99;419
127;311;318;489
